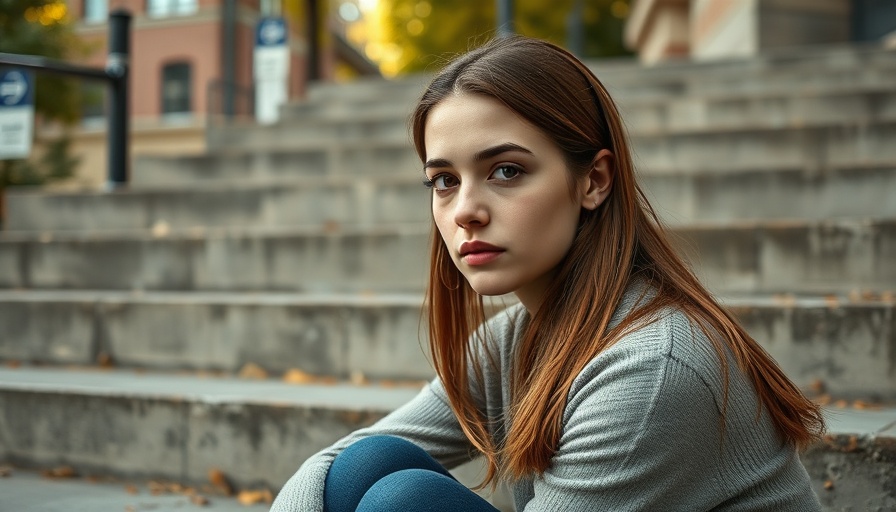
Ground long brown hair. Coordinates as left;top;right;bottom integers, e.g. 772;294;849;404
411;36;824;485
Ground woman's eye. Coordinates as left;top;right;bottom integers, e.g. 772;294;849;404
424;174;459;191
490;165;522;181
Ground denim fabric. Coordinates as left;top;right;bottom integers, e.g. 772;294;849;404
323;435;499;512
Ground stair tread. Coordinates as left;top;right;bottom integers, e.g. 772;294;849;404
0;366;421;411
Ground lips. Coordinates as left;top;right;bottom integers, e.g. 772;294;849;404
459;241;505;266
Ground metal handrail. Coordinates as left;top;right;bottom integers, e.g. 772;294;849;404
0;9;132;189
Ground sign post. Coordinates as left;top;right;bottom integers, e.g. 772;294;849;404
0;69;35;160
254;17;290;125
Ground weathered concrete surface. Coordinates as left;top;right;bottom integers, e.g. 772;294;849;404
0;367;513;508
0;467;270;512
725;296;896;401
0;367;419;490
804;409;896;511
143;120;896;186
0;367;891;512
2;219;893;294
0;225;432;293
0;291;433;380
5;176;431;232
0;291;892;398
8;164;896;233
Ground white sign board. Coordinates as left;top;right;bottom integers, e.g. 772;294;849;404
254;17;290;125
0;69;35;159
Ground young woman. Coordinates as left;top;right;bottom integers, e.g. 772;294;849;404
271;36;825;512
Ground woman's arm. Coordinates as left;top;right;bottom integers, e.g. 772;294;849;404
270;379;472;512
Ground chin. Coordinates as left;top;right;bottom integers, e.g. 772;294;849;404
463;276;517;297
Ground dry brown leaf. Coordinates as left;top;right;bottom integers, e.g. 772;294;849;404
41;466;77;479
852;400;882;410
190;494;210;506
5;360;20;369
834;399;849;409
97;352;114;368
350;371;368;386
124;484;139;495
282;368;315;384
0;466;12;477
808;379;826;395
238;362;269;380
208;468;234;496
237;489;273;505
813;394;832;406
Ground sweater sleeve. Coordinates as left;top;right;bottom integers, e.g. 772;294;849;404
523;318;730;512
269;379;472;512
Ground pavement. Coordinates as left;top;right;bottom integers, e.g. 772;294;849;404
0;467;269;512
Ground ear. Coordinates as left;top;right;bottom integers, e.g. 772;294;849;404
579;149;614;210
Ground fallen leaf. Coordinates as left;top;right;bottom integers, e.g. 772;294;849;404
0;466;12;477
208;468;234;496
282;368;315;384
238;362;269;380
808;379;826;395
97;352;114;368
190;494;210;506
41;466;77;479
124;484;139;495
350;371;368;386
237;489;273;505
834;399;849;409
5;360;20;369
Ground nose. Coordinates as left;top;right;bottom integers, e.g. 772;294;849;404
453;182;489;229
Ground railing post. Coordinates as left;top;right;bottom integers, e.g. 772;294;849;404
106;9;131;190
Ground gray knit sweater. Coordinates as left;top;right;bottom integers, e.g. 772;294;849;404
271;288;821;511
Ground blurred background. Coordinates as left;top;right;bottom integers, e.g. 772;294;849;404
1;1;895;510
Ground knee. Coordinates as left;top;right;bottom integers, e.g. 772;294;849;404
337;435;425;463
357;469;456;512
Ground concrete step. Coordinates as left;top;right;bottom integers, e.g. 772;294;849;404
7;163;896;233
2;218;893;294
132;141;419;187
213;85;896;152
294;45;895;109
5;176;431;232
0;291;893;398
0;290;434;381
0;366;892;511
139;119;896;185
0;466;270;512
0;225;432;293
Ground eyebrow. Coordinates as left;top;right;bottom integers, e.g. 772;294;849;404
423;142;534;169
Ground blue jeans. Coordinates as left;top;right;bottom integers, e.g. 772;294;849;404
323;435;500;512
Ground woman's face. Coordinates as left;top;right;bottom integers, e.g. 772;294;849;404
424;93;599;311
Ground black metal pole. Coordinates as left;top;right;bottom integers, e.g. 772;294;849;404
222;0;236;118
497;0;514;37
106;9;131;189
307;0;320;82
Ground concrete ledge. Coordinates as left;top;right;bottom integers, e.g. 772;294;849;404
6;164;895;233
0;291;892;398
1;218;892;294
0;291;433;380
0;367;891;510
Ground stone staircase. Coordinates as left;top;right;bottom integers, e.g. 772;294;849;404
1;43;894;510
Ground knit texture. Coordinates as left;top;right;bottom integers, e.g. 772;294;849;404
270;286;821;511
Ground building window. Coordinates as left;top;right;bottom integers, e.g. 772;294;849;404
83;0;107;23
161;62;192;116
147;0;198;18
